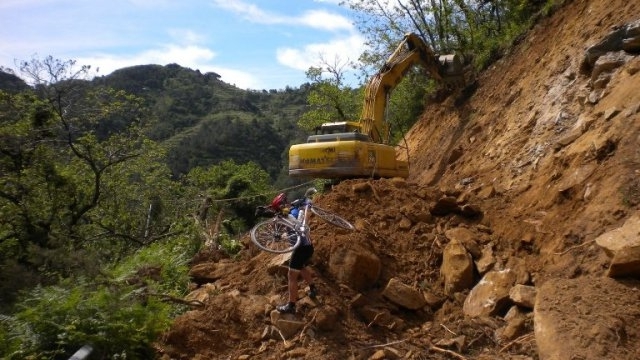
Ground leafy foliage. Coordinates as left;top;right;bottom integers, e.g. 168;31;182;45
184;160;274;229
298;66;362;131
1;233;197;359
345;0;555;71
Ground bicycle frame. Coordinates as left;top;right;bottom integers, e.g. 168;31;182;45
251;188;354;253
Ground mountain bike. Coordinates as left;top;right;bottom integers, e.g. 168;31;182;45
251;188;355;253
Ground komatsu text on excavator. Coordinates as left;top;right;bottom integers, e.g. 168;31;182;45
288;33;466;180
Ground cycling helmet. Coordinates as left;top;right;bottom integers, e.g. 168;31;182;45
270;193;287;210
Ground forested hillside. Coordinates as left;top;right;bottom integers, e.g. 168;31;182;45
0;59;309;358
2;63;310;182
95;64;311;181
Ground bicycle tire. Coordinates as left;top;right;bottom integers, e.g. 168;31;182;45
310;206;355;231
251;218;301;253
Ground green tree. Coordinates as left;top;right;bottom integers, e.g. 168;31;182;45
0;57;176;303
184;160;273;231
298;59;362;132
344;0;550;71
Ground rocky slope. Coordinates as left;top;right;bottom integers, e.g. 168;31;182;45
156;0;640;359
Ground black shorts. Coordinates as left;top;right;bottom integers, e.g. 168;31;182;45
289;244;314;270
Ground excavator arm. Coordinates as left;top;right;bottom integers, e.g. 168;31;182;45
288;33;466;180
360;33;463;144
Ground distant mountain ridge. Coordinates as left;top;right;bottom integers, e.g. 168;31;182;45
0;64;311;183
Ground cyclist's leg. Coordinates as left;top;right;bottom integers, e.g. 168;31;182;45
285;246;313;302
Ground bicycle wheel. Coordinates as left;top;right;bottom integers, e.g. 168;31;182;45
310;206;355;231
251;218;301;253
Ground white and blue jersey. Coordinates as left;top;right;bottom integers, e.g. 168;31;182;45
287;202;312;247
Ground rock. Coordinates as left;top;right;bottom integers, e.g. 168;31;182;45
184;283;218;304
556;164;597;194
284;348;308;358
381;277;427;310
267;253;291;276
329;245;381;291
261;325;280;340
582;20;640;69
435;335;466;352
312;305;340;331
603;107;621;121
503;305;525;322
506;257;530;285
477;184;496;199
430;196;459;216
591;51;632;83
463;269;517;318
188;260;238;283
390;177;408;188
441;241;475;295
423;290;446;309
607;245;640;278
495;316;527;343
270;310;305;339
534;276;640;360
475;245;496;274
350;293;369;308
357;306;405;330
353;182;373;193
595;213;640;257
509;284;537;309
459;203;483;218
398;216;412;230
445;227;482;258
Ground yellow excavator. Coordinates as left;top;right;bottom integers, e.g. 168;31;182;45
288;33;467;179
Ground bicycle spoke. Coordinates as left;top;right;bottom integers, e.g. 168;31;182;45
251;218;301;253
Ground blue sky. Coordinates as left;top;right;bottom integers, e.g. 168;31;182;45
0;0;368;90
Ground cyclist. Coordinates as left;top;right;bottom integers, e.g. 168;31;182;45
268;192;318;314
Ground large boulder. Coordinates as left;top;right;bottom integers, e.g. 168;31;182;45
441;241;475;295
329;245;381;291
463;269;516;317
534;276;640;360
381;277;427;310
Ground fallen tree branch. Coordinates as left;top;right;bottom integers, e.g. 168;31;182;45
554;240;595;255
499;332;535;353
428;343;468;360
360;339;407;349
367;312;384;328
147;292;204;308
441;323;458;336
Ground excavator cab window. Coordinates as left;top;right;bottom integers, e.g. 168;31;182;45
308;121;370;143
316;122;360;135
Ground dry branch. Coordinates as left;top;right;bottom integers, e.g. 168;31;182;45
428;343;468;360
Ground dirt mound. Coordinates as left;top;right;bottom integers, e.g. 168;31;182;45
157;0;640;358
160;179;533;359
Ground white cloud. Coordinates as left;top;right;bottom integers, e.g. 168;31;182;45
211;0;353;31
211;0;276;22
298;10;353;31
276;34;365;71
167;29;205;44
